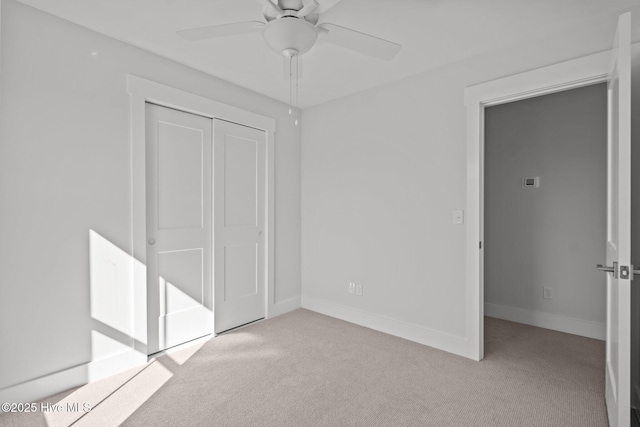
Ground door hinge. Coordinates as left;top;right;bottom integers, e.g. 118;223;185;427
479;241;482;249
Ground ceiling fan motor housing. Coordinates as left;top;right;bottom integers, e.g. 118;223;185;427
262;17;318;56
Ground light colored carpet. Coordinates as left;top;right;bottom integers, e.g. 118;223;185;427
0;309;607;426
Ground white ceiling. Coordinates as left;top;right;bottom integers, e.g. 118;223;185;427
15;0;640;108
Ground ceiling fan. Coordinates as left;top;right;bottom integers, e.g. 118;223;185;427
177;0;401;61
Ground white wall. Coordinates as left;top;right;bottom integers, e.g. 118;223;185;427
0;0;300;399
483;84;607;337
301;68;468;339
301;21;640;356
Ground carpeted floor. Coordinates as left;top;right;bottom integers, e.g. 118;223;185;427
0;309;607;426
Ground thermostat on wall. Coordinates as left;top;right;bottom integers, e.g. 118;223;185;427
522;176;540;188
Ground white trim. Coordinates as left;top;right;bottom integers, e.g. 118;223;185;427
126;75;276;132
0;365;87;404
0;350;146;403
485;303;606;340
87;350;147;383
464;51;611;361
302;296;469;357
265;128;276;320
270;296;302;317
126;75;276;355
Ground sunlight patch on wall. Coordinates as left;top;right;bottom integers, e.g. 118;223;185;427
91;330;131;362
89;230;133;338
89;229;148;375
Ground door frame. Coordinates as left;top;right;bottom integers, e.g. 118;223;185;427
127;75;276;356
464;51;611;361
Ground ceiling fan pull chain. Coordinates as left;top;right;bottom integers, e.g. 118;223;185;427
295;55;299;126
289;54;293;115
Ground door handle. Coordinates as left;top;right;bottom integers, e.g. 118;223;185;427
148;238;156;246
597;262;618;278
596;264;615;273
596;262;640;280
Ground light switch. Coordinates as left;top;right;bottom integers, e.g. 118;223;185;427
453;210;464;225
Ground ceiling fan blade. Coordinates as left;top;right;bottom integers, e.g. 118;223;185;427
256;0;284;17
317;23;401;60
298;0;319;18
315;0;343;14
178;21;264;41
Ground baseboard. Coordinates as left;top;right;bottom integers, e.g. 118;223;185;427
270;296;301;317
484;302;605;340
0;349;146;404
301;296;468;358
87;349;147;383
0;364;87;404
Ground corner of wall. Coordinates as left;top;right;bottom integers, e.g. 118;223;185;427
301;296;470;358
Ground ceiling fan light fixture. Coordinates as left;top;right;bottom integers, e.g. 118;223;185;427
178;0;402;121
282;48;299;57
262;17;318;56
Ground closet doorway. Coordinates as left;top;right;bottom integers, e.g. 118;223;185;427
146;104;267;353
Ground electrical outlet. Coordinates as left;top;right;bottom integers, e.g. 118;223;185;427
355;283;363;296
348;282;355;294
543;287;553;300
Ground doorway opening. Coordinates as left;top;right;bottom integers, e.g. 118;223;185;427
478;80;612;427
463;50;611;362
465;16;632;424
482;83;607;350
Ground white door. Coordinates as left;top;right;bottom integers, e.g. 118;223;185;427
146;103;213;354
214;119;266;333
601;12;632;427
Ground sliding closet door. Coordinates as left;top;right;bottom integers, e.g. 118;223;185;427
146;103;213;354
214;119;266;333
